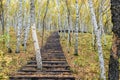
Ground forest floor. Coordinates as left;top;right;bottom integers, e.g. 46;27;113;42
10;31;75;80
60;33;112;79
0;29;112;80
0;28;51;80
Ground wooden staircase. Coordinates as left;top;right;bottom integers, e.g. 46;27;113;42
10;32;75;80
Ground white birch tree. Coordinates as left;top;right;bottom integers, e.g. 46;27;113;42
30;0;42;69
23;1;30;51
88;0;106;79
74;0;79;55
6;0;12;53
66;0;71;53
56;0;61;33
15;0;23;53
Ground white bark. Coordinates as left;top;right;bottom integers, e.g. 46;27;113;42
63;16;67;38
74;0;79;55
56;0;61;32
23;1;27;50
30;0;42;69
13;13;17;33
70;16;73;34
6;0;10;49
31;23;42;69
23;2;27;31
23;12;30;50
88;0;106;79
66;0;71;53
16;0;23;53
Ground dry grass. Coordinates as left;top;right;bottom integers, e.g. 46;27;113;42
0;27;52;80
0;30;112;80
60;33;112;80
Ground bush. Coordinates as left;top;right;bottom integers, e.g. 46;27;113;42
0;50;12;80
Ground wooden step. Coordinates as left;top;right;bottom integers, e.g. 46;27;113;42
21;66;70;71
10;74;75;80
42;56;66;59
9;32;75;80
19;68;71;73
31;58;66;61
24;64;70;68
42;59;66;61
15;71;72;75
27;61;67;64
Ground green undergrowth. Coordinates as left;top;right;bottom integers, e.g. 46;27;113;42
60;33;112;80
0;27;52;80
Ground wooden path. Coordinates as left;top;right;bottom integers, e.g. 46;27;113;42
10;32;75;80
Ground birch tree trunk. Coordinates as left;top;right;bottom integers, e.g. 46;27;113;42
13;13;17;33
6;0;12;53
108;0;120;79
0;0;3;35
23;13;30;51
88;0;106;79
74;0;79;55
70;16;73;34
99;0;106;45
23;1;30;51
30;0;42;69
15;0;23;53
63;17;66;38
56;0;61;33
66;0;71;53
